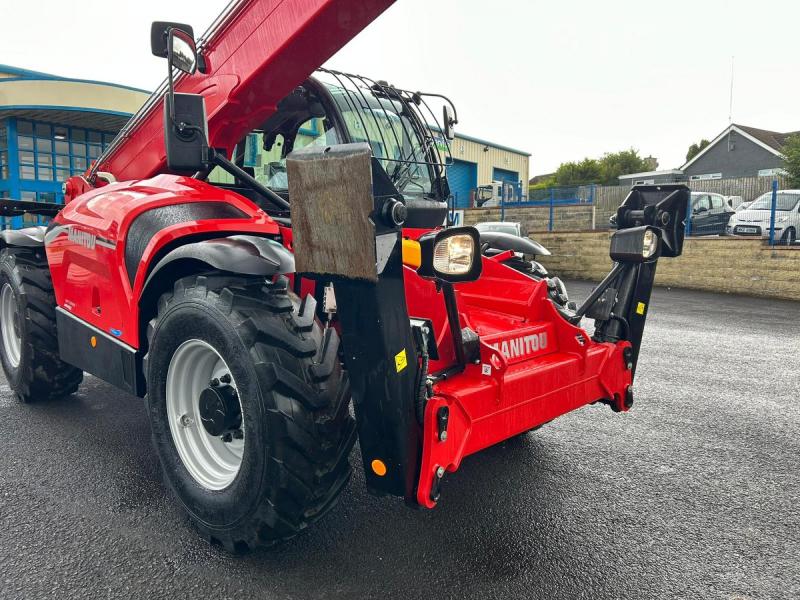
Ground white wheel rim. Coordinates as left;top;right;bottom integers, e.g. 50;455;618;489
0;283;21;368
166;339;245;491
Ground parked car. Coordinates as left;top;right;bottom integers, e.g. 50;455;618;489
609;192;735;236
475;220;526;238
726;190;800;245
688;192;736;236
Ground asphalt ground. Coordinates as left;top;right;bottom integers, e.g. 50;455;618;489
0;282;798;600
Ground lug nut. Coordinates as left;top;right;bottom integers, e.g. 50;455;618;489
233;429;244;440
436;466;445;478
220;373;232;384
179;414;194;427
222;432;233;443
210;378;220;387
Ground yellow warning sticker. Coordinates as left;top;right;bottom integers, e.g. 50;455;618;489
394;349;408;373
636;302;646;315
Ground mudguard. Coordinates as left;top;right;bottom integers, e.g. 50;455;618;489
143;235;295;291
479;231;551;257
0;226;46;248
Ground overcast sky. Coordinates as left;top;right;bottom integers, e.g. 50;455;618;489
2;0;798;175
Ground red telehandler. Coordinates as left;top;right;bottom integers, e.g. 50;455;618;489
0;0;688;550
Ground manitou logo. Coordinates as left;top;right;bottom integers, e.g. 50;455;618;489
490;332;548;360
68;227;97;250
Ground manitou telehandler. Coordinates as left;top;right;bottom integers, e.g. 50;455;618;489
0;0;688;550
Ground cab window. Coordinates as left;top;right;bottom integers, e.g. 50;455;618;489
208;117;338;190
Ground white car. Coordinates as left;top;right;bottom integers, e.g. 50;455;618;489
726;190;800;245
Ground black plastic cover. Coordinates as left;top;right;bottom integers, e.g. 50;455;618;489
164;93;208;173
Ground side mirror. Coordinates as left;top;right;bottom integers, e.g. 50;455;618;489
151;21;194;59
168;29;198;75
443;105;456;141
151;21;208;173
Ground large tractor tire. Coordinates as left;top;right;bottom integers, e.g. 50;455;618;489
144;274;355;551
0;248;83;402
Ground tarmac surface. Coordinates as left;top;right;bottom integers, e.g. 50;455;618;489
0;282;798;599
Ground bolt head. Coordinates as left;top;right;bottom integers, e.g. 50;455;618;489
436;466;445;478
179;414;194;427
439;430;448;442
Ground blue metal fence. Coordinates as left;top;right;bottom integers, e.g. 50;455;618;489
495;184;595;231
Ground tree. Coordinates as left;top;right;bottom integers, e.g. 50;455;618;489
685;138;710;162
549;149;653;187
553;157;602;186
782;134;800;187
598;149;655;184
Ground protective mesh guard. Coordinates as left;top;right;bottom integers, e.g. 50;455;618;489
287;143;378;282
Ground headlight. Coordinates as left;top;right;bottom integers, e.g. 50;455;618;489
417;227;482;282
433;234;475;275
642;229;658;259
609;225;661;263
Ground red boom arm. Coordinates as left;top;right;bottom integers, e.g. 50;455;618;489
93;0;395;184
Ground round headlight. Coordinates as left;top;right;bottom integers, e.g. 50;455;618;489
642;229;658;259
433;234;475;275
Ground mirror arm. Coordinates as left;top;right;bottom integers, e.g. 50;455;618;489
165;28;177;129
208;149;291;211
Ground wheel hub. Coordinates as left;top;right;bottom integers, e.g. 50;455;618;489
165;339;245;491
198;383;241;437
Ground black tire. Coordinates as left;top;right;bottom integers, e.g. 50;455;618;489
0;247;83;402
144;274;355;551
783;227;796;246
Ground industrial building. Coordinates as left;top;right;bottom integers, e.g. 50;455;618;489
446;134;530;208
0;65;149;226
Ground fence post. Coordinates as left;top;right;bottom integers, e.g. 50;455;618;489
500;185;505;222
549;187;555;232
684;194;693;237
768;178;778;246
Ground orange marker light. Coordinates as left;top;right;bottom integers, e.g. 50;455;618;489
371;459;387;477
90;336;97;348
401;239;421;269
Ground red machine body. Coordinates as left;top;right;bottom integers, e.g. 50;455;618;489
402;232;632;507
48;176;274;348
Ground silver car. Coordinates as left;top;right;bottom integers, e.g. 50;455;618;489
726;190;800;245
